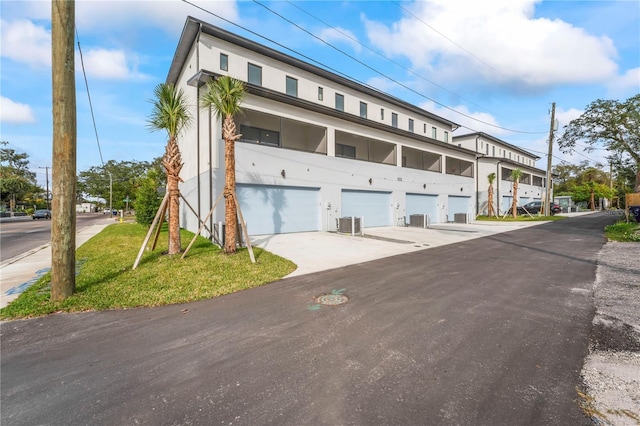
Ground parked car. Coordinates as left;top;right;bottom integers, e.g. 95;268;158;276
32;209;52;220
510;201;561;216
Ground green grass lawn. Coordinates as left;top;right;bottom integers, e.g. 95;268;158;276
0;223;296;319
476;214;565;222
605;220;640;242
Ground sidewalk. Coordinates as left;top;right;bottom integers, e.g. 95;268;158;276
0;223;111;308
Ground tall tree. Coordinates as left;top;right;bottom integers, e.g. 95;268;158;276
487;172;496;217
557;94;640;192
51;0;76;301
78;159;159;209
510;169;523;218
0;141;40;210
200;76;246;254
147;84;191;255
134;168;163;226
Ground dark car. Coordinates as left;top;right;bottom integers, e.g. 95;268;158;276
513;201;561;215
32;209;51;220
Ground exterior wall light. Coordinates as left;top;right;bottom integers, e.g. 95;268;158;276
281;169;286;178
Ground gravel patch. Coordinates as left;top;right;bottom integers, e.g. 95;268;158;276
580;242;640;425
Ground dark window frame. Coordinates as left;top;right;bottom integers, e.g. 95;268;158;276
286;76;298;97
248;63;262;86
220;53;228;71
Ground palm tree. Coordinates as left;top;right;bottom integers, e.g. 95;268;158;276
510;168;523;218
147;83;192;255
200;76;246;254
487;172;496;217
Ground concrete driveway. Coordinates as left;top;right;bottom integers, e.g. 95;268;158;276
1;214;613;425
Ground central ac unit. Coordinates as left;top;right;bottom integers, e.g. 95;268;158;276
337;216;361;235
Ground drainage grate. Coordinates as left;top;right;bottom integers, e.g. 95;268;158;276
316;294;348;306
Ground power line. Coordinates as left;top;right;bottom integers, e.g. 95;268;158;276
76;29;104;166
181;0;545;135
252;0;545;135
392;1;515;84
285;0;494;118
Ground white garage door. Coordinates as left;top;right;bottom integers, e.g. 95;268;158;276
448;195;471;220
406;193;439;224
237;184;320;235
341;190;391;227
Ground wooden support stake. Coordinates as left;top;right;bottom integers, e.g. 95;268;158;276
234;194;255;264
133;192;169;270
180;193;212;236
182;191;224;259
151;199;168;251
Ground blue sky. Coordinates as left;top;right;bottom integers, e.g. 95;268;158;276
1;0;638;187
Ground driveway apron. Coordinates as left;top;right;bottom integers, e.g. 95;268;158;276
1;214;614;425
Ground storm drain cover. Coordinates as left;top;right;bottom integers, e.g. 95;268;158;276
316;294;348;306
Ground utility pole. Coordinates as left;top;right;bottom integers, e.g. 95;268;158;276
39;166;50;210
51;0;76;301
544;102;556;216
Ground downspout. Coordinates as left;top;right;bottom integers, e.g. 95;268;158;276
208;106;213;241
496;161;503;215
475;135;480;217
196;24;202;231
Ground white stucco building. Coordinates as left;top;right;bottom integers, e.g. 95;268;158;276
453;132;550;215
166;17;549;237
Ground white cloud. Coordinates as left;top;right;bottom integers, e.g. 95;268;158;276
73;0;238;35
0;96;37;123
79;48;148;80
364;0;619;90
555;107;583;129
418;101;505;136
606;67;640;98
0;19;51;68
318;27;361;53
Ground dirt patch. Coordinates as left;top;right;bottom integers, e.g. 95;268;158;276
590;316;640;352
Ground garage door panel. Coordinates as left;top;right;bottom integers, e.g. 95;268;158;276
342;190;391;227
448;195;471;220
406;193;439;224
237;184;320;235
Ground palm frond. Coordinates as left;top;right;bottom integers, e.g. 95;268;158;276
147;84;192;138
200;76;246;118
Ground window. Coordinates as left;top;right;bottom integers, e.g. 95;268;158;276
360;102;367;119
240;125;279;146
486;144;490;155
286;76;298;97
220;53;228;71
248;63;262;86
335;93;344;111
408;118;414;132
392;113;398;128
336;143;356;159
423;123;427;133
318;87;323;101
432;126;437;139
492;146;495;156
380;108;384;120
444;131;449;143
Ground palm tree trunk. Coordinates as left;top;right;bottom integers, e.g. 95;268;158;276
487;185;495;217
511;182;519;218
164;137;183;255
223;115;238;254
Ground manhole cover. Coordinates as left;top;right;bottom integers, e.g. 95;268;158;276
316;294;348;306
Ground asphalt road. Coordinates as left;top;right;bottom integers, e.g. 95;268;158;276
0;213;110;262
0;214;615;425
